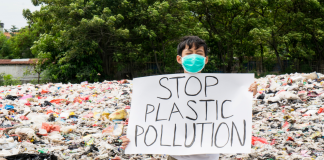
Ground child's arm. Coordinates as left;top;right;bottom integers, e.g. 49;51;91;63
120;136;130;149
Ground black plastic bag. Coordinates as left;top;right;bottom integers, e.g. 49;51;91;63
5;95;19;101
5;153;58;160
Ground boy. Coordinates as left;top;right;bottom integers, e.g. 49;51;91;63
120;36;256;160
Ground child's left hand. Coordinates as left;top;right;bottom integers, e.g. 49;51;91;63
248;82;257;96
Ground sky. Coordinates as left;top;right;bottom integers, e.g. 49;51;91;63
0;0;41;30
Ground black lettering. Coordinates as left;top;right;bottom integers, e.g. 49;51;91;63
169;103;184;121
205;76;218;97
197;122;212;147
214;122;230;148
211;123;214;147
144;125;158;146
145;104;155;122
221;100;233;119
231;120;246;146
216;100;218;120
156;103;167;121
160;124;171;146
186;100;198;121
199;99;215;120
184;76;202;96
170;76;185;98
135;125;144;147
157;77;172;100
173;124;182;146
184;123;196;147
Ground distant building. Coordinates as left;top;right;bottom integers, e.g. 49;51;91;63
0;23;18;39
3;32;12;39
0;59;39;84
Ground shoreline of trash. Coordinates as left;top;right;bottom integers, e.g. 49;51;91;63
1;72;324;159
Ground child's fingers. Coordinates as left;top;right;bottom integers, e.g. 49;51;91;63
122;143;129;149
120;137;130;142
122;142;129;146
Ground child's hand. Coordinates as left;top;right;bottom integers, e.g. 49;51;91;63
248;82;257;96
120;136;130;149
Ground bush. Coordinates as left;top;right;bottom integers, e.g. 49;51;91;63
0;73;5;86
3;74;21;86
300;64;312;73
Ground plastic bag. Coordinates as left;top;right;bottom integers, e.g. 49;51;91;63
252;136;268;145
41;122;60;133
109;109;127;120
50;99;65;104
4;104;14;110
5;153;58;160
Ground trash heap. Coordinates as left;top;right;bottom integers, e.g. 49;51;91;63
1;72;324;160
0;80;163;160
221;72;324;160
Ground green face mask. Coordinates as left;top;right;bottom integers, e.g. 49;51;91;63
181;54;206;73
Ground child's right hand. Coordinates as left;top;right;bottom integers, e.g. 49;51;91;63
248;81;258;96
119;136;130;149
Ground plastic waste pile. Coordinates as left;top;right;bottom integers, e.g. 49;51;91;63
0;80;164;160
221;72;324;159
2;72;324;159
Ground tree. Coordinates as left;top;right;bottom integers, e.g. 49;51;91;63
23;59;44;84
249;0;323;72
9;25;19;37
10;27;37;58
187;0;258;73
27;0;199;82
14;0;324;81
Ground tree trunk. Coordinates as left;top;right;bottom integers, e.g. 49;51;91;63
108;54;113;78
101;52;111;79
38;73;40;84
260;44;264;74
217;42;226;72
150;40;163;74
271;31;284;72
316;51;322;72
153;50;163;74
227;50;233;73
162;41;166;58
273;47;284;72
239;55;243;73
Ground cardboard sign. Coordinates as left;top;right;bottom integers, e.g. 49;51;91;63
126;73;253;155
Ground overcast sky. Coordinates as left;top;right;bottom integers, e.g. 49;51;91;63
0;0;41;30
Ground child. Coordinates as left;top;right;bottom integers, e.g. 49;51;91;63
120;36;256;160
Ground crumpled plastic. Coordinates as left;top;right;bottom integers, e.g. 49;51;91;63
5;153;58;160
221;72;324;159
41;122;60;133
6;72;324;159
251;136;268;145
0;79;167;160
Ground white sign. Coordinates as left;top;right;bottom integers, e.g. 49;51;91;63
126;73;253;155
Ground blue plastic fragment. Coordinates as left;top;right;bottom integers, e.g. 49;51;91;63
4;104;14;110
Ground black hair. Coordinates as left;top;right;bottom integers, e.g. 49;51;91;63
177;36;208;57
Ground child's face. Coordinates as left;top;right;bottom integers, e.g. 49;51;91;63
181;44;205;57
176;44;208;73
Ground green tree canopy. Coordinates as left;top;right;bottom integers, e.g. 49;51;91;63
2;0;324;82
